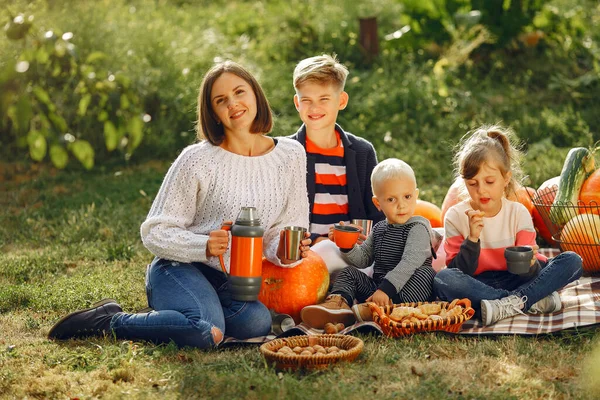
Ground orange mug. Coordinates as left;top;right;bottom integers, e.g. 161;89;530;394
333;224;360;249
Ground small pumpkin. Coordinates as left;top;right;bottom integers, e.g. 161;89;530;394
258;250;329;323
440;179;462;224
414;200;443;228
579;169;600;216
560;213;600;273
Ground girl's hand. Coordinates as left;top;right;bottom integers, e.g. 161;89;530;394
206;221;232;257
366;290;393;307
530;244;539;266
277;230;312;264
465;209;485;242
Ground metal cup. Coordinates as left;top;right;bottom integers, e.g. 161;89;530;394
270;310;295;335
283;226;306;260
351;219;373;236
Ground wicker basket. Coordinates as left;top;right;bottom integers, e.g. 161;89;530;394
259;334;363;371
529;186;600;274
369;299;475;338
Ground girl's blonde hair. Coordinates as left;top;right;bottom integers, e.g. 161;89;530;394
454;124;524;199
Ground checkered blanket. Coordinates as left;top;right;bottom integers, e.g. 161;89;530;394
220;276;600;347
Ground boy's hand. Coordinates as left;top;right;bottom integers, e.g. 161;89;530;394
277;230;312;264
366;290;393;307
465;209;485;243
348;222;367;245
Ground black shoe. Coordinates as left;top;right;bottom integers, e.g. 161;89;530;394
48;298;122;340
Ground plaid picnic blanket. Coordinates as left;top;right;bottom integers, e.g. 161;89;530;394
220;276;600;347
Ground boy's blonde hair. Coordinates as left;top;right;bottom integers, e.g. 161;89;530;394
371;158;417;194
454;124;524;198
293;54;349;91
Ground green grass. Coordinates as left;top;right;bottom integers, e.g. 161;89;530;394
1;160;600;399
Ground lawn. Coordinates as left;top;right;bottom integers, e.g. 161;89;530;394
1;161;599;399
2;0;600;398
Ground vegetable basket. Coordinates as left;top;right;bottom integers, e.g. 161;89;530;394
369;299;475;338
530;186;600;274
260;334;363;371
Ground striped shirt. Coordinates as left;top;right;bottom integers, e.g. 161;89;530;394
341;216;435;296
305;131;350;235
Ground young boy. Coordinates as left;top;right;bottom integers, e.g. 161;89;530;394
300;158;438;328
289;54;384;249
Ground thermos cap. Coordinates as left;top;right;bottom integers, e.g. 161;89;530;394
236;206;261;226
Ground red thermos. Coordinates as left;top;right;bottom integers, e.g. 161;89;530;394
219;207;264;301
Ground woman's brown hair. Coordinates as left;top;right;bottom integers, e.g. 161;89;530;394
196;61;273;145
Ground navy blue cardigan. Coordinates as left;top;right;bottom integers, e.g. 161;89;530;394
289;123;385;241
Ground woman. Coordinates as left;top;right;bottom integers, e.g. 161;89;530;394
48;61;311;348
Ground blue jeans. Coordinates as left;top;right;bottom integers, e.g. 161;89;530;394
110;258;271;349
433;251;583;317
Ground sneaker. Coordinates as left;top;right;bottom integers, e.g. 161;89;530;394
528;291;562;314
300;294;355;329
48;298;122;340
351;303;373;322
480;295;527;326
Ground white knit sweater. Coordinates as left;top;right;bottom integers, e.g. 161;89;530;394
141;137;309;271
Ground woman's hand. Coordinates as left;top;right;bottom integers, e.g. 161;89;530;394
277;230;312;264
206;221;232;258
366;290;393;307
465;209;485;243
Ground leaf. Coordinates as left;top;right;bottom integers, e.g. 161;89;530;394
104;120;119;151
78;94;92;116
32;86;52;107
85;51;106;63
15;95;33;134
49;144;69;169
120;94;130;110
27;130;47;161
69;140;94;170
126;116;143;150
48;112;68;133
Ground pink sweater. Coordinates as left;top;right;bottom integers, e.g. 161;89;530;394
444;197;547;276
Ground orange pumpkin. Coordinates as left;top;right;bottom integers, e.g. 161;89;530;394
532;176;560;247
579;169;600;215
258;250;329;323
514;186;536;215
415;200;443;228
560;213;600;273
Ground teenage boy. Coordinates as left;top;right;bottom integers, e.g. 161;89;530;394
289;54;384;259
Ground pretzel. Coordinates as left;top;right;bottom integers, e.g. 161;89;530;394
389;306;419;321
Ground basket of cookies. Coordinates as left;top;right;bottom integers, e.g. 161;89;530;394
259;334;364;371
369;298;475;338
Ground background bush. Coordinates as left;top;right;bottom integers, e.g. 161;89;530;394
1;0;599;203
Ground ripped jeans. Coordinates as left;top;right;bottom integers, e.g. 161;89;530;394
110;258;271;349
433;251;583;316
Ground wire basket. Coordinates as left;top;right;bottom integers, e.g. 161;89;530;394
369;299;475;338
529;186;600;274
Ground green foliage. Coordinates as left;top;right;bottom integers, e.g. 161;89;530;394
0;11;146;169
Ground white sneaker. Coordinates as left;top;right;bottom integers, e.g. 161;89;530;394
528;291;562;314
481;295;527;326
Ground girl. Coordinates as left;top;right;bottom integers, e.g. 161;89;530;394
433;125;582;326
48;61;311;348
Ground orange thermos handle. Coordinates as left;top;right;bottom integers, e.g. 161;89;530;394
218;222;232;277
